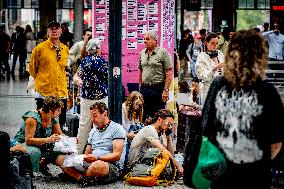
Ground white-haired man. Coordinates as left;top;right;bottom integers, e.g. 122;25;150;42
74;38;109;154
138;31;173;120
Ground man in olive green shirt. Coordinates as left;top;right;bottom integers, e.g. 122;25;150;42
138;31;172;120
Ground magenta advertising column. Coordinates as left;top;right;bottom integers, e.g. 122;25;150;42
92;0;175;96
92;0;109;59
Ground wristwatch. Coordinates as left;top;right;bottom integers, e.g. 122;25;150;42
164;88;169;92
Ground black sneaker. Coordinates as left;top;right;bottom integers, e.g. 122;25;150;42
57;172;75;182
78;176;96;188
175;172;183;185
39;164;52;177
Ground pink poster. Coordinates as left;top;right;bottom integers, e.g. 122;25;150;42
92;0;175;95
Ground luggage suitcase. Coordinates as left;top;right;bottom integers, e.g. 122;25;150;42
0;131;10;189
63;82;80;137
64;112;79;137
177;111;201;154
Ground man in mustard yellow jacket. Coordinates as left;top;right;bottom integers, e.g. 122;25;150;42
28;21;69;128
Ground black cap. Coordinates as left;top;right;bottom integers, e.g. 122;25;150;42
47;21;60;28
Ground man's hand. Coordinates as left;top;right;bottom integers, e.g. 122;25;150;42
84;154;97;163
176;164;184;175
271;142;282;159
76;78;83;88
213;62;223;72
162;90;169;102
73;73;83;88
127;131;136;140
75;137;79;144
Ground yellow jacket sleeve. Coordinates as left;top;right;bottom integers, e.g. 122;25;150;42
28;46;39;78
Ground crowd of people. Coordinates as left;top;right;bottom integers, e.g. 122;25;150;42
0;22;74;80
178;24;284;189
1;20;284;189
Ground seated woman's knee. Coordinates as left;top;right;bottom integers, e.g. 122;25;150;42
86;160;109;177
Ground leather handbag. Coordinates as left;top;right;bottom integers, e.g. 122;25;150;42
179;105;202;117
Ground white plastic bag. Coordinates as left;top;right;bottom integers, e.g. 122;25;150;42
26;76;35;93
63;154;88;172
53;136;77;154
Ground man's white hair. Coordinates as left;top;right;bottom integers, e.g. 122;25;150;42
145;30;158;41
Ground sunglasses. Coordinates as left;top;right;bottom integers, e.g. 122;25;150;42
54;45;61;61
165;122;173;127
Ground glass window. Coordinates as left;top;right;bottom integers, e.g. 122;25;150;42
201;0;213;9
258;0;266;8
63;0;73;8
32;0;39;8
23;0;32;8
259;0;270;9
7;0;22;8
84;0;92;8
247;0;254;8
6;0;39;8
238;0;247;9
239;0;270;9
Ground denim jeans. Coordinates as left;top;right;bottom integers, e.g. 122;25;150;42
190;60;197;78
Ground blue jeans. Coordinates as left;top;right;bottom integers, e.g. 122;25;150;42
190;60;197;78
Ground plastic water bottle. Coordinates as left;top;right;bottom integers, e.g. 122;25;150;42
174;153;184;166
174;153;184;183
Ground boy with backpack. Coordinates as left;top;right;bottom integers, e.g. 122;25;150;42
127;109;183;175
186;33;205;78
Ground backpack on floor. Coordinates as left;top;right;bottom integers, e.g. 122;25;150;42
10;151;34;189
125;148;176;186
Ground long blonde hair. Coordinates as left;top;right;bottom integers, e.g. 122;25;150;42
223;30;268;89
125;91;144;123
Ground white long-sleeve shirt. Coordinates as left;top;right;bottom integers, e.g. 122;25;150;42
195;50;224;105
262;30;284;60
67;40;84;67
